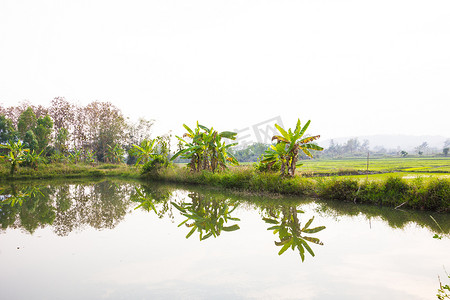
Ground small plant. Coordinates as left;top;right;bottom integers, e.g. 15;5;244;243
83;149;97;165
105;144;124;164
437;272;450;300
49;152;67;163
254;156;281;173
23;149;45;170
68;149;83;164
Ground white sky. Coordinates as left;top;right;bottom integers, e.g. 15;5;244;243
0;0;449;142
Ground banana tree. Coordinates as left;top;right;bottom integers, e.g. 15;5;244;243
261;119;323;176
207;129;239;172
105;144;124;163
0;140;29;176
171;122;238;172
263;206;325;261
171;192;240;240
132;139;157;166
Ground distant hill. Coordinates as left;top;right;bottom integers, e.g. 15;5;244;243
320;135;448;151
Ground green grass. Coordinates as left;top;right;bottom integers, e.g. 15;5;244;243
0;162;140;181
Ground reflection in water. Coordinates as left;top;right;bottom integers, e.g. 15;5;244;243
171;192;240;240
263;206;325;261
0;181;134;236
131;185;173;219
1;180;448;241
1;180;449;299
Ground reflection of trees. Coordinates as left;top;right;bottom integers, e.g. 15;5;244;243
0;185;56;234
263;205;325;261
171;192;240;241
0;181;134;236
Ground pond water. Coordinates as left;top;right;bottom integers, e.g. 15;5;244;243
0;179;449;300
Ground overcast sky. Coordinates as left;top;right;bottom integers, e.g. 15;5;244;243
1;0;449;143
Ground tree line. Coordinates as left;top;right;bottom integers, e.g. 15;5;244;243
0;97;155;164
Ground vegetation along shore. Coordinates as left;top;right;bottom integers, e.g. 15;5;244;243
1;99;449;212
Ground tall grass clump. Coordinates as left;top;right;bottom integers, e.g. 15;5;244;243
420;179;450;211
357;181;383;204
380;176;411;206
318;178;359;202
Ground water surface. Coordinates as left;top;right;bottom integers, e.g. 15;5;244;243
0;180;449;299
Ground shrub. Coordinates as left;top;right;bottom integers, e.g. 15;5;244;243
422;179;450;211
318;178;359;202
381;177;410;206
357;181;383;204
254;159;281;173
141;155;170;175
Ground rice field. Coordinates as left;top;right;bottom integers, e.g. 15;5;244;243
298;157;450;176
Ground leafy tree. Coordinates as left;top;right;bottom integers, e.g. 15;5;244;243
126;117;154;147
230;143;270;162
17;107;37;139
261;119;323;177
0;115;17;143
445;139;450;149
83;101;126;162
415;142;429;156
444;148;449;157
23;130;38;152
48;97;74;134
344;138;360;154
34;115;53;153
55;127;70;153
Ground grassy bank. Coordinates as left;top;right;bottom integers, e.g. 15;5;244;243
144;166;450;212
1;159;449;212
0;162;140;181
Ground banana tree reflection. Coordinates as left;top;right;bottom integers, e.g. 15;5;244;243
131;185;174;218
263;206;325;261
171;192;240;241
